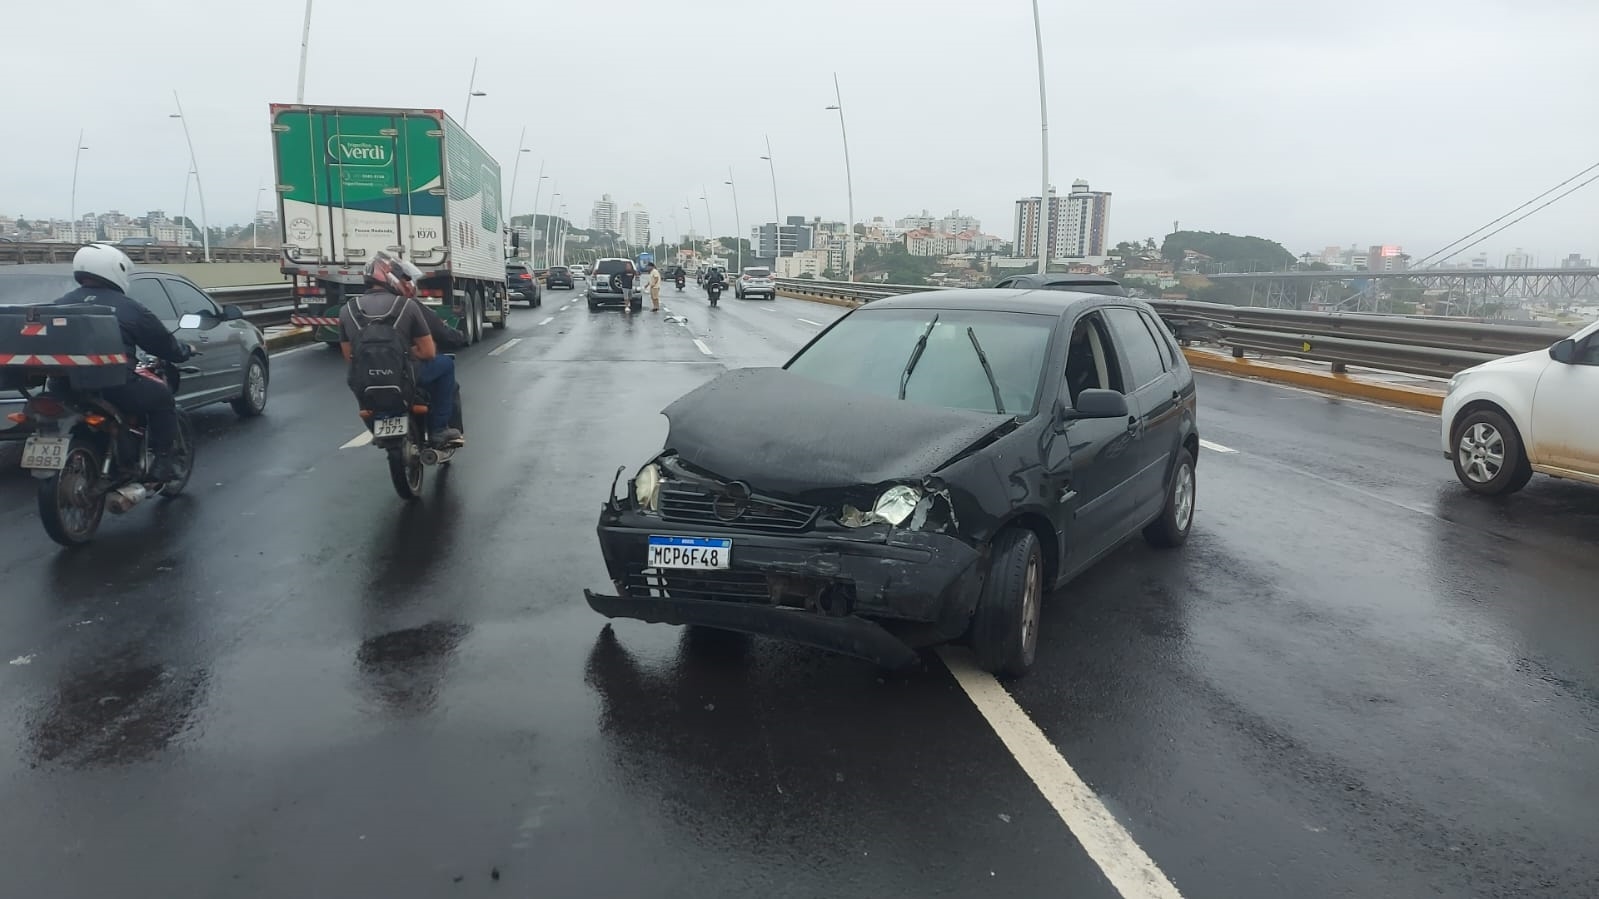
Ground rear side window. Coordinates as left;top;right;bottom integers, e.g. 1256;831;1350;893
127;277;179;323
1103;306;1168;389
1140;310;1179;368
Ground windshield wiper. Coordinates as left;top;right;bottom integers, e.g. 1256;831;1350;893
898;314;940;399
966;327;1006;415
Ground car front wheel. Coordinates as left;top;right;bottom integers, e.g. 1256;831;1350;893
231;353;269;418
970;528;1043;678
1452;407;1533;495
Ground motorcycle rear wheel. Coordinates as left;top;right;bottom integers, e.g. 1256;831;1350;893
38;439;106;546
159;412;197;498
387;440;424;501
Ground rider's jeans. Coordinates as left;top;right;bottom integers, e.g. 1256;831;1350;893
416;356;456;433
103;375;177;452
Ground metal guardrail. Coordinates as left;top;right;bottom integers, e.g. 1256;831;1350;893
772;278;1572;379
209;284;295;328
0;242;281;265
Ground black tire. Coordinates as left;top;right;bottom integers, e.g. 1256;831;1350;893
491;292;507;330
1451;407;1533;495
159;413;197;498
38;438;105;547
970;528;1044;678
231;353;269;417
588;301;600;312
467;292;483;344
387;441;423;500
1143;447;1196;548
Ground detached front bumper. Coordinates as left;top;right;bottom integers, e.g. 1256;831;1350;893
586;509;983;667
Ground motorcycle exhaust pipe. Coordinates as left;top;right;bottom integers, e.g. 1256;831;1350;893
107;483;151;514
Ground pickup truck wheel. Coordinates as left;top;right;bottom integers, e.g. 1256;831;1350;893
1143;447;1196;548
1452;408;1533;495
970;528;1042;678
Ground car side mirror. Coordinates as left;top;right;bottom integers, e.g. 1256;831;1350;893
1550;338;1577;364
222;304;245;321
1061;388;1129;425
177;313;203;330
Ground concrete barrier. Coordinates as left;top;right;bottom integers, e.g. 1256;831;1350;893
159;262;287;288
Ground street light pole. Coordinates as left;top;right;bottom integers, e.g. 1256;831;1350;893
506;129;531;257
1030;0;1051;275
528;163;547;265
700;187;714;263
170;92;210;262
827;73;856;281
70;130;88;243
463;57;487;126
760;135;781;263
295;0;314;103
253;184;267;249
544;187;560;267
684;199;697;266
725;168;743;274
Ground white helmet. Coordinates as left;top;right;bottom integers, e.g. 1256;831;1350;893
72;243;135;293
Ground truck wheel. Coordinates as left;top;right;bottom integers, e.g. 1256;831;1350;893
465;291;481;344
969;528;1043;678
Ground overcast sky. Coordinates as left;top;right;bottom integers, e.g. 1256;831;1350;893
9;0;1598;263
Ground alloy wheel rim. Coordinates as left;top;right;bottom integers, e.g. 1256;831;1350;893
1020;551;1041;657
1174;462;1195;530
1458;422;1505;483
248;362;266;408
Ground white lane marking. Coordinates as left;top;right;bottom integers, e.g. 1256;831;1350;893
692;338;714;357
761;306;776;313
562;304;574;311
1198;439;1236;454
340;431;373;450
538;316;555;326
488;337;523;357
797;318;824;327
939;649;1185;899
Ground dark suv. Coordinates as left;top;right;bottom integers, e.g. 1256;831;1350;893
546;266;575;290
586;289;1199;677
505;262;542;307
586;258;642;312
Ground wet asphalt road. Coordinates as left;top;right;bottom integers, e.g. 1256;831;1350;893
0;283;1595;898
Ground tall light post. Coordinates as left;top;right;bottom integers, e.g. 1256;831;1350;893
700;187;714;262
295;0;314;103
463;57;487;126
724;168;743;274
528;164;547;264
760;135;782;262
543;187;560;267
169;92;210;262
684;199;698;265
252;184;267;249
557;204;570;265
1030;0;1051;275
826;73;857;281
69;131;88;243
506;129;531;257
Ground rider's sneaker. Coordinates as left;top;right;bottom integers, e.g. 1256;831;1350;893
428;427;463;447
149;457;180;483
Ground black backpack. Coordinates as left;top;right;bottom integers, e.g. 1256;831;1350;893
345;294;417;415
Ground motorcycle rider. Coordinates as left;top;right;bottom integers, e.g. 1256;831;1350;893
703;266;727;290
338;252;463;447
52;243;193;481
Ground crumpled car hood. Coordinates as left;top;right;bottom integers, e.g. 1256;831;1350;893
660;367;1015;495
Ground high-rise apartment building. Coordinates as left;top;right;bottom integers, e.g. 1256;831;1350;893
590;194;619;233
1013;180;1110;260
620;203;650;247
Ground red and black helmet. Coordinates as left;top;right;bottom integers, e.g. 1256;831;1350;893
363;250;420;298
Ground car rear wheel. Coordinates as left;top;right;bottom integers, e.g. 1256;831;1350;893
970;528;1043;678
1143;447;1196;548
231;353;269;418
1452;407;1533;495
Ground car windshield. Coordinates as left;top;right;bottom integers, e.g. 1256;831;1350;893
0;272;76;305
785;307;1056;416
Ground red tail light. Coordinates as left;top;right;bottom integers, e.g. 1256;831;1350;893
26;396;67;418
520;273;532;280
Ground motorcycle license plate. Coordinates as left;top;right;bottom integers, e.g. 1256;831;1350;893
648;535;732;570
372;417;409;439
20;436;70;471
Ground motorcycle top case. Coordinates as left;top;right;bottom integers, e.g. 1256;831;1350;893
0;304;129;391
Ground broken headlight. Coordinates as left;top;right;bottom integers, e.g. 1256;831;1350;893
634;462;662;513
840;485;923;528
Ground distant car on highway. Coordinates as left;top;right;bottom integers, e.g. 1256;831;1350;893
990;273;1128;296
0;264;271;420
1441;318;1599;495
505;261;543;307
586;289;1200;676
735;266;776;300
545;265;576;290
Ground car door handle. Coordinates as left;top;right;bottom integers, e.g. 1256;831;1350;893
1126;415;1141;435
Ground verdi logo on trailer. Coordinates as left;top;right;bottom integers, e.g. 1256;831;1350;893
326;135;394;166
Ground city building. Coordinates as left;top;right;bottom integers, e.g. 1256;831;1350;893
1561;253;1593;268
1505;248;1535;269
1013;180;1110;261
775;249;829;278
1366;245;1406;272
619;203;650;247
752;216;815;260
590;194;619;233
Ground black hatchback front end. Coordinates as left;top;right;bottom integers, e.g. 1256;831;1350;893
586;454;984;668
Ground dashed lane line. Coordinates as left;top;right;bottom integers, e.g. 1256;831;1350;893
538;316;555;326
939;648;1186;899
488;337;523;357
1198;439;1236;454
692;338;714;357
797;318;824;327
339;431;373;450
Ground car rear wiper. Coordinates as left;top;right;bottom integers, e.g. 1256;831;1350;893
898;314;940;400
966;327;1005;415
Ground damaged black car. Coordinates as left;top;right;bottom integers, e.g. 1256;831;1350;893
586;289;1200;676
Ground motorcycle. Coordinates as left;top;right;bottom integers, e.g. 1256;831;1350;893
706;281;723;307
675;275;686;291
7;318;204;546
361;356;464;500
